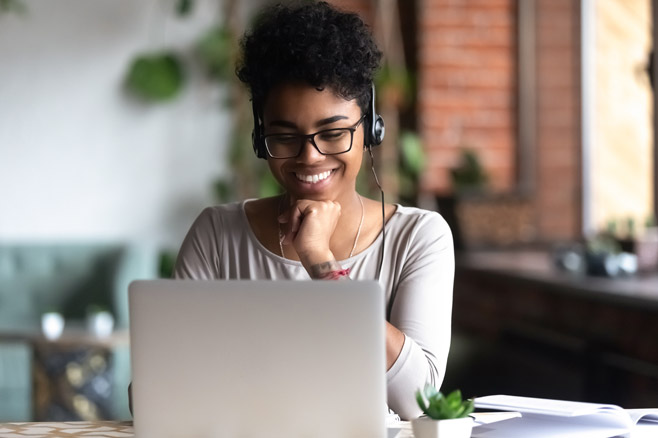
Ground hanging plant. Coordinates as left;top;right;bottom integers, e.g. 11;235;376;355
196;25;234;81
0;0;27;15
175;0;194;17
125;52;184;102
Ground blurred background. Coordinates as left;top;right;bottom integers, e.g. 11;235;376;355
0;0;656;422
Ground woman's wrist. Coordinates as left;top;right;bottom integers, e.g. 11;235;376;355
306;259;349;280
308;259;340;277
300;250;351;280
299;249;333;271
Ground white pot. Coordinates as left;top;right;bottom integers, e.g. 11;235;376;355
411;416;474;438
41;312;65;340
87;311;115;338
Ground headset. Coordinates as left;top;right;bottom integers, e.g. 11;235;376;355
251;83;385;159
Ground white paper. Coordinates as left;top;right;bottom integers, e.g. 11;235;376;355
470;414;628;438
471;411;522;425
471;395;658;438
474;395;623;417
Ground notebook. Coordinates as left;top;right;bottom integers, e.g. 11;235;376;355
472;395;658;438
128;279;387;438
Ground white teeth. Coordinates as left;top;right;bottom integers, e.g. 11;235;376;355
296;170;332;183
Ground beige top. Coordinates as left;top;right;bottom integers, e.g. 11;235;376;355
173;200;454;420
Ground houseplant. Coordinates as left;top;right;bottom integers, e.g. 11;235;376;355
0;0;26;15
412;385;475;438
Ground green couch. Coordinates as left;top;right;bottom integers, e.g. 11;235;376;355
0;244;159;421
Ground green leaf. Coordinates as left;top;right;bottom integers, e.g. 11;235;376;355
196;25;234;80
454;405;466;418
423;384;439;401
463;399;475;417
426;403;443;420
0;0;27;15
446;389;462;407
213;178;233;203
125;52;184;102
415;389;428;415
399;131;425;176
451;149;488;193
158;250;177;278
176;0;194;17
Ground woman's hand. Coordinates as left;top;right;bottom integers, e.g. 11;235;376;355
278;199;341;270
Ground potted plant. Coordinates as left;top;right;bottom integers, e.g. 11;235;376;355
412;385;475;438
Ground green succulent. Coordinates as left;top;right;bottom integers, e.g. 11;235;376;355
415;385;474;420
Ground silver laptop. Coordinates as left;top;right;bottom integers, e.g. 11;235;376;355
129;279;387;438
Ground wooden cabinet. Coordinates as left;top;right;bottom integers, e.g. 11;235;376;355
445;251;658;408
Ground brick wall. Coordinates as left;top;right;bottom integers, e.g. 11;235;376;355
418;0;518;194
416;0;582;242
335;0;583;242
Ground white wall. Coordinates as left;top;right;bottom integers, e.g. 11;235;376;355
0;0;232;248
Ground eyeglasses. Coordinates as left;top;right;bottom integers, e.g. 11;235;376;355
263;115;366;159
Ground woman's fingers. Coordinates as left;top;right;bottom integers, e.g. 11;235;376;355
278;199;341;249
290;204;307;234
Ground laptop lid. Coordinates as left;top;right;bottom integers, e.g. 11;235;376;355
129;279;387;438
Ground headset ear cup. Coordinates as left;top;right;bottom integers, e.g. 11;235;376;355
373;115;385;145
367;83;385;147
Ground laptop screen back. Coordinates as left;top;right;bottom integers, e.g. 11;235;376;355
129;279;386;438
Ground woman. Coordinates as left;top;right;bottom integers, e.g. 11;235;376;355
173;1;454;420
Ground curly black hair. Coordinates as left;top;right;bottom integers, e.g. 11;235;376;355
236;1;382;115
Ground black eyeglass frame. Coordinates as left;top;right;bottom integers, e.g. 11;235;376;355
262;115;366;159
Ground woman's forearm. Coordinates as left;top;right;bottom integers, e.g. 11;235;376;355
385;321;405;370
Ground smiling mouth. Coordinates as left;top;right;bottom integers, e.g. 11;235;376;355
294;169;334;184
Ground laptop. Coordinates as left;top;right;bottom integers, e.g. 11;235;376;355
129;279;387;438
